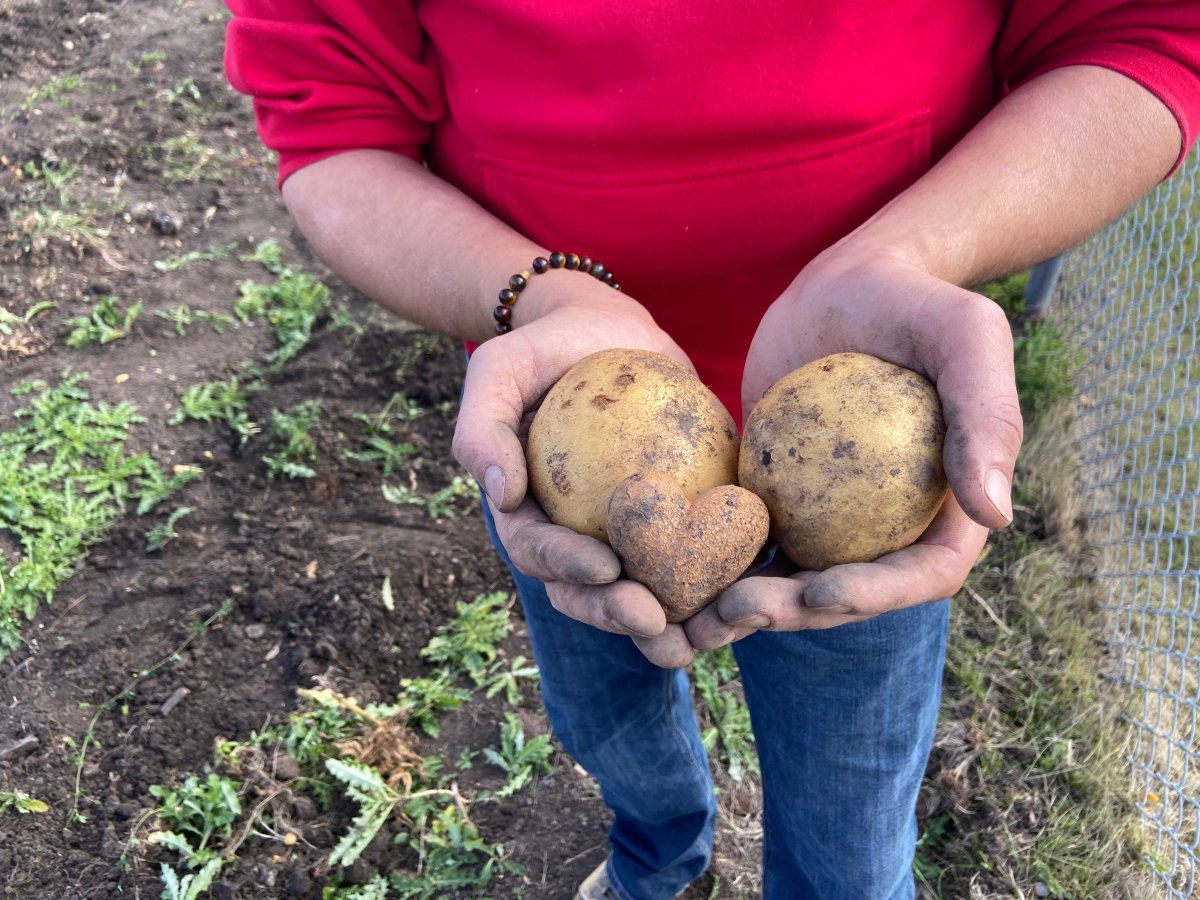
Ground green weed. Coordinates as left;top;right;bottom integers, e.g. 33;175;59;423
482;712;555;798
1013;318;1078;418
149;772;242;866
381;474;476;519
0;375;196;658
343;394;422;476
63;295;143;348
169;377;259;445
263;400;323;480
234;246;331;370
0;301;56;335
389;800;521;899
397;674;472;739
146;506;193;552
18;74;82;113
154;241;238;273
693;647;758;782
154;303;238;336
419;591;512;686
0;790;49;815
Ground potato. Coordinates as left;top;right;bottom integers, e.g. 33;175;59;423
526;348;740;544
607;472;769;622
739;352;948;570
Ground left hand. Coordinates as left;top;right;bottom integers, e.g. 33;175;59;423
686;243;1022;648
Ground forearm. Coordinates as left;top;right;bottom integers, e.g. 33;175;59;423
280;150;622;342
848;65;1183;286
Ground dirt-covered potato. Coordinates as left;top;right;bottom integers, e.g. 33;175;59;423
607;472;769;622
739;352;948;570
526;348;740;543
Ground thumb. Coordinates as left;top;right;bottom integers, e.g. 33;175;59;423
451;337;535;513
931;301;1023;530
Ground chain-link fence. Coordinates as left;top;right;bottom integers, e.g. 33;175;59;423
1048;148;1200;898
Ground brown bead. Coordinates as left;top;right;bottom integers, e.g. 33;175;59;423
493;305;512;323
495;321;512;334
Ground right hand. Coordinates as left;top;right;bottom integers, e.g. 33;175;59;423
451;283;700;668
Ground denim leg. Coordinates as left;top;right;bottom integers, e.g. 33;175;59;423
733;601;949;900
482;504;715;900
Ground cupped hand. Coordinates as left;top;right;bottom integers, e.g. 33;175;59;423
451;287;699;668
687;245;1021;648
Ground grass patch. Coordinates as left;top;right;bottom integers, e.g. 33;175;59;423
916;401;1152;898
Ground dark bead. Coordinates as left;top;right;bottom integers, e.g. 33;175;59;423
612;283;621;292
495;321;512;335
493;305;512;323
549;252;566;268
579;256;592;272
508;273;527;292
532;256;550;274
603;271;617;285
498;288;516;305
590;263;606;280
564;253;580;270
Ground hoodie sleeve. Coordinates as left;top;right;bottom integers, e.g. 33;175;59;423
224;0;446;186
996;0;1200;168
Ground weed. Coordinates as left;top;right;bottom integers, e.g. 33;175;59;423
391;798;522;899
22;160;79;206
0;790;49;814
169;377;259;445
148;134;237;184
154;303;238;336
482;713;555;798
241;238;287;274
63;295;143;348
693;647;758;782
262;400;323;480
149;772;243;865
0;301;56;335
1014;318;1078;418
154;241;238;273
18;74;82;113
325;758;405;867
343;393;422;476
397;674;472;739
159;859;224;900
235;271;331;371
482;655;540;707
0;375;194;658
420;591;512;686
382;474;476;519
976;269;1031;319
146;507;193;552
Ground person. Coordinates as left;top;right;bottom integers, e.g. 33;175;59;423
224;2;1200;897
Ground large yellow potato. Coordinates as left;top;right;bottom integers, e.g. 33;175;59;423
739;352;948;570
526;349;740;543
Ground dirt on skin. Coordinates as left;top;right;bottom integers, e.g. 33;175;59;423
0;1;673;896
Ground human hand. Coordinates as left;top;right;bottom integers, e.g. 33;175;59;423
452;286;700;668
686;245;1022;647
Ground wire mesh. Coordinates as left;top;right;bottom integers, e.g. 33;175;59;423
1049;147;1200;898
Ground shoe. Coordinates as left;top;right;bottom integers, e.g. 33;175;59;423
574;860;620;900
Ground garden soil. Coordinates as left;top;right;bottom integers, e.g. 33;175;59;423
0;1;744;897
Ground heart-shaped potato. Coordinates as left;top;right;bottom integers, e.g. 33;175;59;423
607;471;770;623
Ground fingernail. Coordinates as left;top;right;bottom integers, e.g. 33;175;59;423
483;465;505;506
985;468;1013;524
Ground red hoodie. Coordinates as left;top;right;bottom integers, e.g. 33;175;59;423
225;0;1200;415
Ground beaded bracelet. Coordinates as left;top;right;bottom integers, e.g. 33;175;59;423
493;251;621;334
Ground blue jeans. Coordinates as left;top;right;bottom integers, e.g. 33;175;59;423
483;506;948;900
